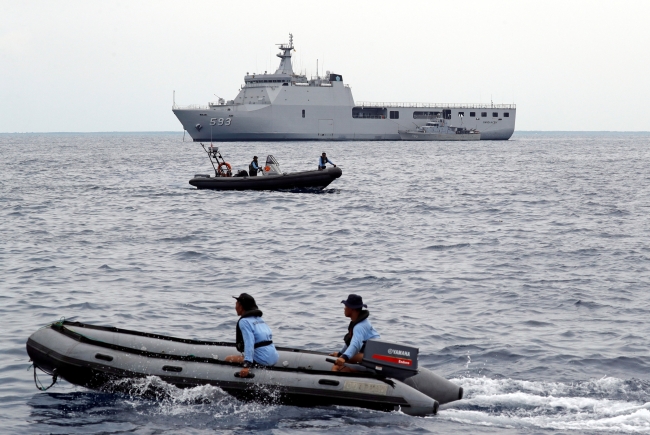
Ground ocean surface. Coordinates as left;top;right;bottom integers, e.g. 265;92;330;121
1;132;650;434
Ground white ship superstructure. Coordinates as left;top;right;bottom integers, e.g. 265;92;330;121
173;35;516;141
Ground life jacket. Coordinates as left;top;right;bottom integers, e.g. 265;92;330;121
319;156;327;167
235;309;272;352
343;310;370;347
249;160;258;173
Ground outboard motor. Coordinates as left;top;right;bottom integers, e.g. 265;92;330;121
361;340;419;381
262;155;282;176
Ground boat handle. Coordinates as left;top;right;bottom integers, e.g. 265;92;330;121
325;358;336;363
234;372;255;379
95;353;114;362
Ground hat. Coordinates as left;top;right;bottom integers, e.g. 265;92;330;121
341;294;367;309
253;156;258;159
233;293;258;311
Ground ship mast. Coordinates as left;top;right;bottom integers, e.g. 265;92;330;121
275;33;294;75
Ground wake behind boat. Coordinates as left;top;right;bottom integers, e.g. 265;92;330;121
26;320;462;416
189;145;342;191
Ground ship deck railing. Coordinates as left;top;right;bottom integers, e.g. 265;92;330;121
173;102;517;111
173;104;211;110
354;102;516;109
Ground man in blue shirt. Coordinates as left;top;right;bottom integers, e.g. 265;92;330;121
225;293;279;378
249;156;261;176
318;152;337;170
330;294;380;372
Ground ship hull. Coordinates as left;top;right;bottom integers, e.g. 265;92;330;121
174;105;515;141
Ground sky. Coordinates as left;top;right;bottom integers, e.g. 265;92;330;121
1;0;649;132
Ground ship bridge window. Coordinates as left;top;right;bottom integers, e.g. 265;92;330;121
470;112;476;117
481;112;487;117
442;109;452;119
413;111;440;119
493;112;498;117
352;107;387;119
389;111;399;119
458;112;464;117
302;109;305;118
504;112;510;117
282;82;288;86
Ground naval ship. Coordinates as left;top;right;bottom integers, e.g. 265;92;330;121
173;35;516;141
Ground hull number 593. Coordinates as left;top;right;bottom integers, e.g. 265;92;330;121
210;118;232;126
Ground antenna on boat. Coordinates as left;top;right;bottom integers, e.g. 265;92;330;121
173;90;175;107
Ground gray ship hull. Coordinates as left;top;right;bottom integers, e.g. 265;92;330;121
173;100;516;142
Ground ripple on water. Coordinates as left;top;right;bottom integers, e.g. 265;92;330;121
2;133;650;434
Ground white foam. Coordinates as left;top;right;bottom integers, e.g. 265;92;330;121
439;376;650;433
109;375;279;419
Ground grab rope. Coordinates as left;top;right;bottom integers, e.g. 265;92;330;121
33;365;57;391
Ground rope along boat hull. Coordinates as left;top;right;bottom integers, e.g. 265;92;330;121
26;321;462;416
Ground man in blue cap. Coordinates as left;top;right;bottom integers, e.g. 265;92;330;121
225;293;279;378
330;294;380;372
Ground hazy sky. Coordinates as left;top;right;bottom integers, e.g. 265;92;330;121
2;0;649;132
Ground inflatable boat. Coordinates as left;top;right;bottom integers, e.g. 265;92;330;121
189;146;342;191
26;320;462;416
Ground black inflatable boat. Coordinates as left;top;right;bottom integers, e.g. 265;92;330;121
27;320;462;416
189;146;342;191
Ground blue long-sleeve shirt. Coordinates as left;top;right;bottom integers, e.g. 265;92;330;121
251;160;260;170
238;316;279;366
339;319;380;360
319;156;335;167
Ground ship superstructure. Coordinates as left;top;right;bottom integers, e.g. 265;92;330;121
173;34;516;141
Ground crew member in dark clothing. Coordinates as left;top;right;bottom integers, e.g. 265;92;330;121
329;294;380;372
318;152;336;170
249;156;261;176
225;293;279;378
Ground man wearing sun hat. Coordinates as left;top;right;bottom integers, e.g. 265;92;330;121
330;294;381;372
225;293;279;378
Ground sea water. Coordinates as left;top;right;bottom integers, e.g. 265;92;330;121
1;132;649;434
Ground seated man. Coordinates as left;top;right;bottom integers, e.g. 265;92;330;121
225;293;279;377
318;152;337;170
330;294;380;372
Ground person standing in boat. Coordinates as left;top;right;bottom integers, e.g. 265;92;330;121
330;294;380;372
225;293;279;377
318;152;337;170
249;156;261;176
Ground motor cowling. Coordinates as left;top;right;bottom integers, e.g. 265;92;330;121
361;340;419;380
